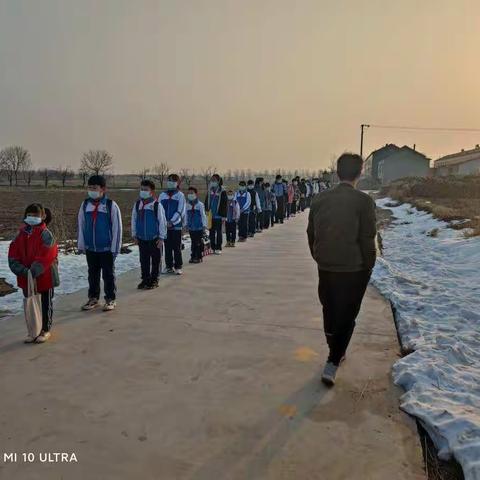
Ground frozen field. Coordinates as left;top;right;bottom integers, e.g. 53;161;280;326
374;198;480;480
0;237;192;317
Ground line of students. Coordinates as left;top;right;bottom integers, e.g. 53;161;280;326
8;172;323;343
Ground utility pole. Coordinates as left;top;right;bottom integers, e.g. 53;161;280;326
360;124;370;157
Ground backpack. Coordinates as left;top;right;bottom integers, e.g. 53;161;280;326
135;199;159;217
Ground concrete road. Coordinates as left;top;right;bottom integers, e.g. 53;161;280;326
0;212;424;480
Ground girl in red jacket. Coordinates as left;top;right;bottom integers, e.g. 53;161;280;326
8;204;59;343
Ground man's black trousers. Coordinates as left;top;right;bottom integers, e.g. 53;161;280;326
317;269;371;366
275;196;284;223
189;230;203;260
209;217;223;251
238;212;249;239
138;239;161;282
165;229;183;269
86;250;116;301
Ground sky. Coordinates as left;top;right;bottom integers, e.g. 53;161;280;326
0;0;479;174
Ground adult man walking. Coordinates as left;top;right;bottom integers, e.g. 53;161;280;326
307;153;376;386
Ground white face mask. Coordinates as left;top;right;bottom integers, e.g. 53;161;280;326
247;185;254;190
139;190;151;199
227;195;234;200
88;190;101;200
167;181;177;190
210;181;218;188
24;216;42;226
187;193;197;201
239;186;246;191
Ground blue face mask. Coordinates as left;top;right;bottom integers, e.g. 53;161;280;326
167;181;177;190
139;190;151;199
88;190;101;200
187;193;197;202
25;216;42;226
239;186;246;192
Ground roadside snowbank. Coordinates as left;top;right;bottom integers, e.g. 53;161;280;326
374;198;480;480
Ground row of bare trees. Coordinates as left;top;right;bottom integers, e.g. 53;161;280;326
0;147;115;187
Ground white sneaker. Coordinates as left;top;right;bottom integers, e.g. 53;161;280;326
35;331;51;343
24;336;36;344
321;362;338;387
103;301;116;311
164;268;175;274
175;269;183;275
214;250;222;255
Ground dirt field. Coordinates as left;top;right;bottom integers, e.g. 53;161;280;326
381;175;480;236
0;183;209;244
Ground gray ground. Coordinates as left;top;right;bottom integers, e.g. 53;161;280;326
0;213;424;480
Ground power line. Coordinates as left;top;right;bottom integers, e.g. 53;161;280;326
368;124;480;133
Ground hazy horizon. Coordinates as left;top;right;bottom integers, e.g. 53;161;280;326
1;0;479;174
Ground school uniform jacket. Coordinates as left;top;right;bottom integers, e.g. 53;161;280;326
159;189;186;231
226;199;241;222
204;187;228;219
186;200;207;231
131;197;167;241
248;189;262;213
78;197;123;254
8;223;59;293
272;182;287;198
235;190;251;214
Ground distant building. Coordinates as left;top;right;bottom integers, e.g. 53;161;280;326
434;146;480;176
377;146;430;184
364;144;400;181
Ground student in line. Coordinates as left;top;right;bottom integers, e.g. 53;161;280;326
78;175;123;312
272;174;286;224
235;180;251;242
307;153;376;386
287;179;294;218
131;179;167;289
225;189;240;247
254;177;266;233
269;185;277;227
299;178;307;212
159;173;186;275
204;174;228;255
263;182;273;230
291;177;300;215
186;187;207;263
9;203;59;343
247;179;262;238
282;179;289;219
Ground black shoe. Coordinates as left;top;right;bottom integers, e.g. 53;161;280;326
137;280;148;289
189;258;194;263
148;279;159;289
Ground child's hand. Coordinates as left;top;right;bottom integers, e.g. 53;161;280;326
156;239;164;248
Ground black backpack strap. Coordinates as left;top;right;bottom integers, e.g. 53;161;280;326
154;200;159;217
135;199;140;213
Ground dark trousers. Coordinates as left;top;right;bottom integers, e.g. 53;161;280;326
263;210;271;229
209;218;223;251
317;269;371;366
248;211;257;236
165;229;183;269
284;195;288;217
41;289;54;332
270;208;275;226
189;230;203;260
86;250;116;301
306;196;312;208
238;212;249;239
291;201;297;215
299;197;306;211
256;211;264;231
275;197;284;223
226;221;237;242
138;239;161;281
287;202;292;218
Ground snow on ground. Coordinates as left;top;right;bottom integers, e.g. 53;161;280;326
1;236;192;317
374;198;480;480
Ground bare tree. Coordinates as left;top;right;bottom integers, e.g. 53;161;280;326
39;168;51;188
179;168;196;188
138;167;150;181
200;165;217;189
152;162;170;189
58;166;75;187
23;168;35;186
78;166;89;187
81;150;113;176
0;146;31;186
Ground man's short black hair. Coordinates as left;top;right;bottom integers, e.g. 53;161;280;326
141;179;155;190
168;173;180;182
188;186;198;193
88;175;106;188
275;174;282;180
247;179;254;185
337;153;363;181
239;180;246;186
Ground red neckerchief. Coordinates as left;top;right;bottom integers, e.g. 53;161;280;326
91;199;101;225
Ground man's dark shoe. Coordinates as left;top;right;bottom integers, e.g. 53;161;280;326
137;280;148;290
148;279;159;289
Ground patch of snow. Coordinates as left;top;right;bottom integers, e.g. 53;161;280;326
374;198;480;479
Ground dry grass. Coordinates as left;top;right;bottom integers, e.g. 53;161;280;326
381;176;480;237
